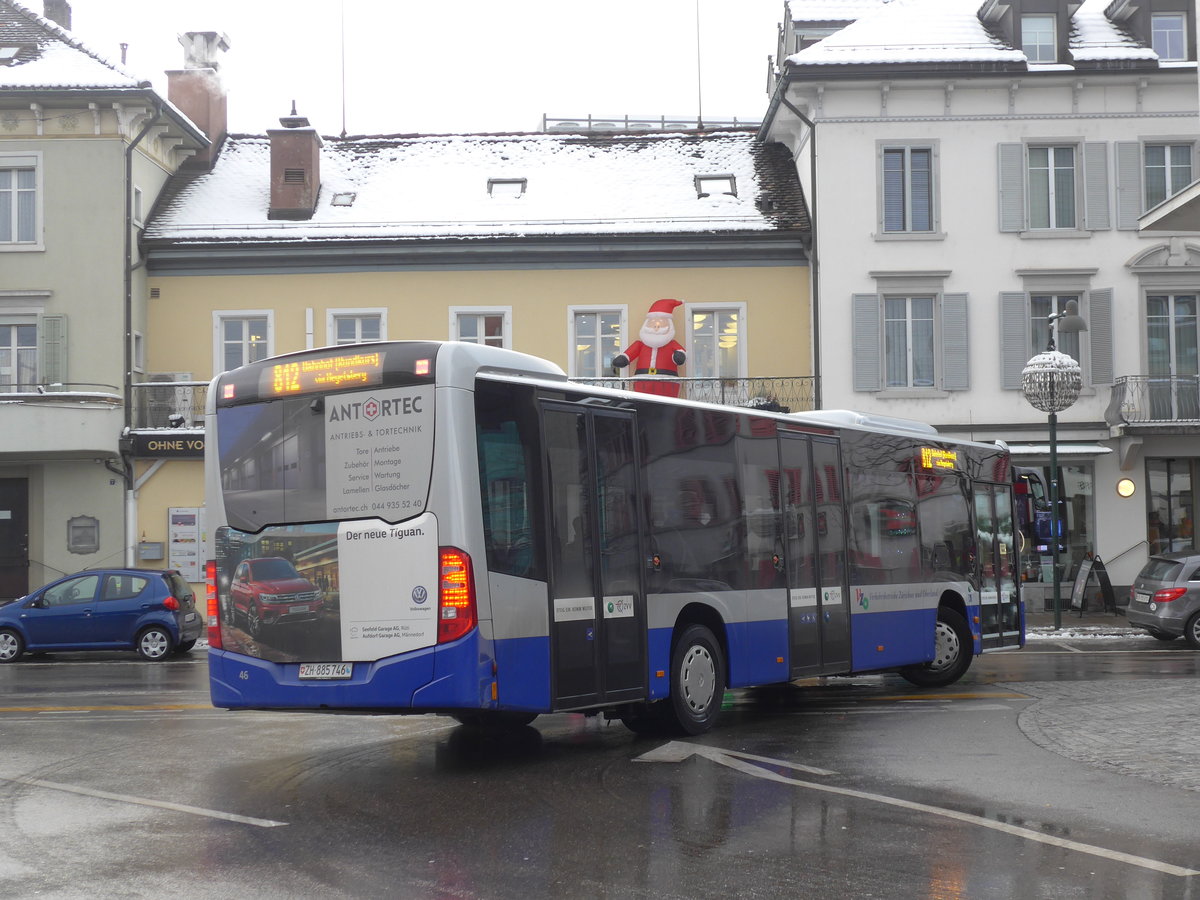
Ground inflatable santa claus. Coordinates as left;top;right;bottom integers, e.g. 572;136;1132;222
612;298;686;397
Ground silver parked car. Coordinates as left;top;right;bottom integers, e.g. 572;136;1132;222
1127;552;1200;648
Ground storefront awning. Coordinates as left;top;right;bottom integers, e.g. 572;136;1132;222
1006;443;1112;457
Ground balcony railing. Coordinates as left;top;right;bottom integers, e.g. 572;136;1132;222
570;376;816;412
1106;375;1200;426
130;380;208;430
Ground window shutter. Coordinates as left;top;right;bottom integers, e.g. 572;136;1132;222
997;143;1025;232
999;292;1028;390
1087;288;1114;386
941;293;969;391
852;293;882;392
40;315;66;385
1083;142;1110;230
1115;142;1142;230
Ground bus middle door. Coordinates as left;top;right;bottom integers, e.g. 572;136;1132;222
541;402;647;710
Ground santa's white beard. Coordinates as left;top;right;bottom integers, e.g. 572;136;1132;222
640;321;675;348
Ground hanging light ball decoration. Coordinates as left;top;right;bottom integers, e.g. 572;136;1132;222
1021;350;1082;414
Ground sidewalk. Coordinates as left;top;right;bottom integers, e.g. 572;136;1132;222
1025;604;1139;636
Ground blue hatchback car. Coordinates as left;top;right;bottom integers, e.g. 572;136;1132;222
0;568;202;663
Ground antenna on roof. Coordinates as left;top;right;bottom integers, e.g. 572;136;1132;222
339;0;348;138
695;0;704;129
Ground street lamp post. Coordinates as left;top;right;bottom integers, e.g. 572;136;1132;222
1021;300;1087;630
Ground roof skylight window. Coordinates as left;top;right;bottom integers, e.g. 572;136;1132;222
0;47;21;65
331;192;357;206
696;174;737;198
488;178;527;198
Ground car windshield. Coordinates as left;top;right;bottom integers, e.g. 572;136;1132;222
249;559;300;580
1139;558;1185;582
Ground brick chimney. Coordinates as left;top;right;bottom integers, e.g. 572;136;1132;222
268;104;322;220
167;32;230;170
42;0;70;30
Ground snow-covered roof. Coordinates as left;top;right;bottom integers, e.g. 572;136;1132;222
146;130;808;244
0;0;147;91
789;0;891;24
785;0;1167;67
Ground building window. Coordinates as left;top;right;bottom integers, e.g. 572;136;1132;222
881;145;934;233
1144;143;1192;209
450;308;510;349
328;311;384;345
1145;294;1199;420
0;322;37;390
215;313;270;373
1152;13;1187;61
1030;294;1083;362
132;331;145;374
571;308;623;377
1021;14;1056;63
695;175;736;197
884;296;935;388
1146;458;1195;555
488;178;526;198
0;155;38;246
688;306;743;379
1028;146;1076;229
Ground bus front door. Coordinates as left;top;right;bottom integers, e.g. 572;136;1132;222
974;483;1021;649
782;434;851;676
542;403;647;710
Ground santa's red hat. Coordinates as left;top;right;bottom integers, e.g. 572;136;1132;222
646;298;682;317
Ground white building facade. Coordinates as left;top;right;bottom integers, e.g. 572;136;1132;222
763;0;1200;598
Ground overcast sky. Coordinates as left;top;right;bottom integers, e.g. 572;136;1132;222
65;0;783;136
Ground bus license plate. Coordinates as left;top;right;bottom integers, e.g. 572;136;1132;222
298;662;353;680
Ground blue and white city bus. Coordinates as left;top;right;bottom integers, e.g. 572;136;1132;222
205;341;1022;735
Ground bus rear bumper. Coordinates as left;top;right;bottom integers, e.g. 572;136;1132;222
208;636;491;711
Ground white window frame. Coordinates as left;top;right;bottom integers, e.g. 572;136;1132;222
132;331;145;374
212;310;274;375
449;306;512;349
877;141;940;238
1021;14;1057;63
566;305;626;377
883;295;937;389
326;308;387;346
1143;142;1194;210
0;315;39;390
0;152;43;251
1152;13;1187;61
1027;144;1078;230
684;302;747;379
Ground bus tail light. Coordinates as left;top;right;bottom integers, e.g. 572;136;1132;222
205;559;223;650
1153;587;1187;603
438;548;477;644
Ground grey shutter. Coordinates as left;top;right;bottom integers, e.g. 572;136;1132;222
40;314;66;385
1115;141;1142;230
999;292;1028;390
1087;288;1114;386
941;293;969;391
852;293;881;392
1083;142;1110;230
997;143;1025;232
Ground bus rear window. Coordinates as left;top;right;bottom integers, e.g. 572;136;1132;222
217;385;435;531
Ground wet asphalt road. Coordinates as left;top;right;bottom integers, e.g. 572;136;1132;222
0;632;1196;899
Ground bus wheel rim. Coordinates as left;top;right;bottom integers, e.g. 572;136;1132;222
929;620;960;672
681;645;716;713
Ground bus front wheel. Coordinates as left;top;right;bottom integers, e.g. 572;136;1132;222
668;624;726;735
898;607;972;688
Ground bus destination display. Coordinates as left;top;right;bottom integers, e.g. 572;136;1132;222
920;447;958;471
265;352;384;396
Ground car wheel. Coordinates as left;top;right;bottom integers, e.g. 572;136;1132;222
1147;629;1178;642
136;626;173;661
246;604;263;638
668;624;726;736
1185;611;1200;650
899;607;973;687
175;640;197;654
0;628;23;664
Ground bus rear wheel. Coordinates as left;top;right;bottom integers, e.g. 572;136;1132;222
898;607;972;688
668;624;725;735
